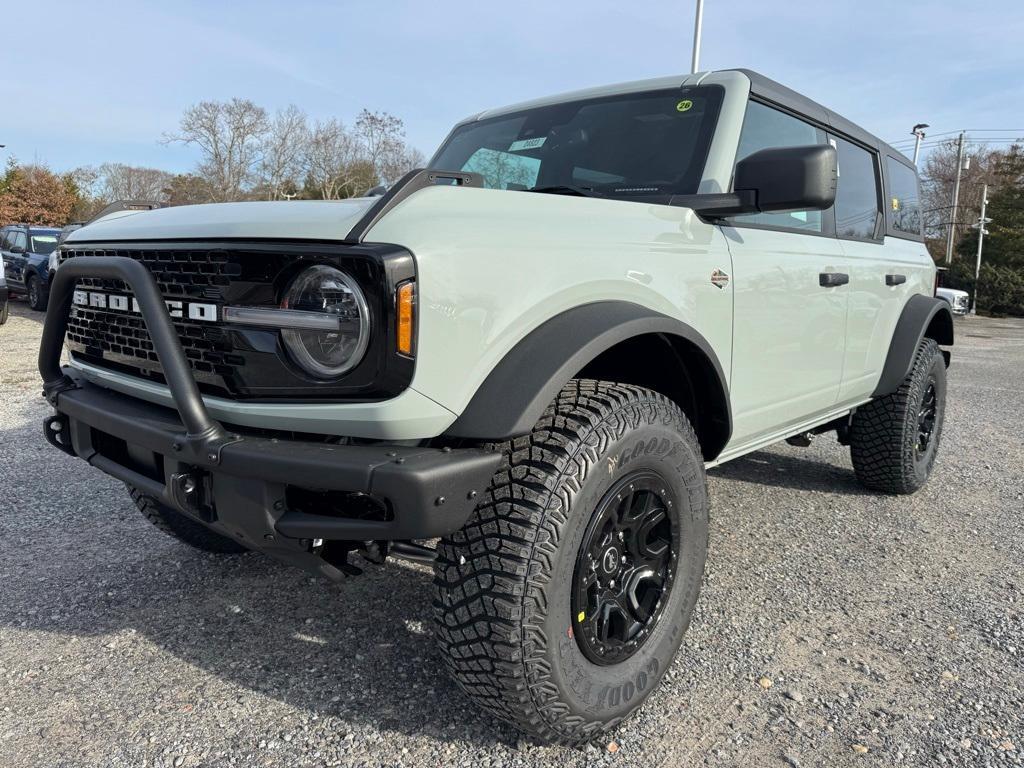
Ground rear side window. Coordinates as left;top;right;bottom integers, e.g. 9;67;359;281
731;101;828;233
886;157;922;237
832;136;880;240
0;229;11;250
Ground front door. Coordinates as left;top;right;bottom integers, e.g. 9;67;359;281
718;100;849;447
6;230;28;286
724;227;849;445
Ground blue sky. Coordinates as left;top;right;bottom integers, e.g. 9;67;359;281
5;0;1023;173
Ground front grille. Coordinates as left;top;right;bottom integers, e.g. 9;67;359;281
61;246;247;394
63;247;237;296
65;305;242;375
56;240;415;402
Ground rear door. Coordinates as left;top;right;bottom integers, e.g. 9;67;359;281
721;101;849;446
830;135;896;402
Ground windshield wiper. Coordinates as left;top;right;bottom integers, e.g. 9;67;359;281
525;185;603;198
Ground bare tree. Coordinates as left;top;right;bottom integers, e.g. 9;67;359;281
921;139;1000;258
164;174;214;207
258;105;309;200
99;163;173;202
355;109;411;185
164;98;269;201
303;119;365;199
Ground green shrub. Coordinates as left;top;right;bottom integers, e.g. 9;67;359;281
945;260;1024;317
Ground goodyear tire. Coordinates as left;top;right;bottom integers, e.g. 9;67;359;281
129;486;248;554
850;338;946;494
433;380;709;745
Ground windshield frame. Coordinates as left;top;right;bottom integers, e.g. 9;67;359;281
430;84;725;205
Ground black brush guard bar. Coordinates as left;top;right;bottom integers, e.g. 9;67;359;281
38;257;500;574
40;257;233;459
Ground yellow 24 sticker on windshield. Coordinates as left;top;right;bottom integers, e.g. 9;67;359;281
676;99;693;112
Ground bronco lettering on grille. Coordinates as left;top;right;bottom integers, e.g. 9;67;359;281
72;290;219;322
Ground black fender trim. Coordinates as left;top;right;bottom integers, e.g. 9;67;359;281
444;301;732;448
872;294;954;398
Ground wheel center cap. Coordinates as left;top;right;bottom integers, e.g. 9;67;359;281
602;546;620;574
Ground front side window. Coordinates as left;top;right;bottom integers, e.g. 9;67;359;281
430;86;724;202
730;101;828;233
886;157;922;237
832;136;880;240
11;231;27;251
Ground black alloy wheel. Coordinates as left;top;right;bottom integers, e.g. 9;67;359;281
571;471;678;665
916;380;938;457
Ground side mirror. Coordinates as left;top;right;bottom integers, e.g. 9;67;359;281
672;144;837;219
10;245;25;254
735;144;837;213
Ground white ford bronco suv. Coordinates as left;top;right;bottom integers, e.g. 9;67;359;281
39;69;953;745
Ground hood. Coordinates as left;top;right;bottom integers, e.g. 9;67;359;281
64;198;378;243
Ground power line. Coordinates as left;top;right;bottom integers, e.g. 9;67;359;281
886;128;1024;144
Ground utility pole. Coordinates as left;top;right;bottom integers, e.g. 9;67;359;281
911;123;928;166
970;183;991;315
690;0;705;74
944;131;966;265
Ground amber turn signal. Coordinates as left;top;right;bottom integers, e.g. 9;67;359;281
396;281;415;356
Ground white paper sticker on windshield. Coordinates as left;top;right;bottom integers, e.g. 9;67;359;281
508;137;546;152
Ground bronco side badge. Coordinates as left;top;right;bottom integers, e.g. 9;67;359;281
711;269;730;289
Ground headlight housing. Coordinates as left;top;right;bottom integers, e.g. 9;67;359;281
280;265;370;379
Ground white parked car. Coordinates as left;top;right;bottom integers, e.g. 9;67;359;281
937;286;970;315
39;68;954;745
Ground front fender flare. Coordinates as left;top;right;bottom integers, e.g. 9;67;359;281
443;301;731;446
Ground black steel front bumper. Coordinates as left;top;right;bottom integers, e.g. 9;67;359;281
38;257;500;578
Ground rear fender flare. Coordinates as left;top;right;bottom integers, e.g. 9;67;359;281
872;294;954;397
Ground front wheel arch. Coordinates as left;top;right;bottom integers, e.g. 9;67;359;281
442;301;732;461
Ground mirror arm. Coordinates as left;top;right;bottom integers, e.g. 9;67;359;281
669;190;758;220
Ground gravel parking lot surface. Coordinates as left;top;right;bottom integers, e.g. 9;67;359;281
1;299;1022;768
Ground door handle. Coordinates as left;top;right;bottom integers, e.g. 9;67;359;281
819;272;849;287
885;274;907;286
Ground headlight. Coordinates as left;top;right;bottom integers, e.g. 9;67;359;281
280;265;370;378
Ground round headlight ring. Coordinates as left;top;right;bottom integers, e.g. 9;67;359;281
280;265;370;379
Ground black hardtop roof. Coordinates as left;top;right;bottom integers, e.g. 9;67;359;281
731;68;914;170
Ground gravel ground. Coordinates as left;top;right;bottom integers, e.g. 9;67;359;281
1;298;1022;768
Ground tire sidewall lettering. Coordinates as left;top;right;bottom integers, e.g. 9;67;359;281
596;658;660;710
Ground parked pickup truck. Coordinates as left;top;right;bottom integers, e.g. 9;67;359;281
39;68;952;745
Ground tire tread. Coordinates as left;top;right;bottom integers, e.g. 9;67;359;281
433;379;704;745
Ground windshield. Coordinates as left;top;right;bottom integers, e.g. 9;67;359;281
430;85;723;202
29;234;59;254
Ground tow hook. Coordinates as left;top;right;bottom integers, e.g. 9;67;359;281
43;414;75;456
168;471;208;518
